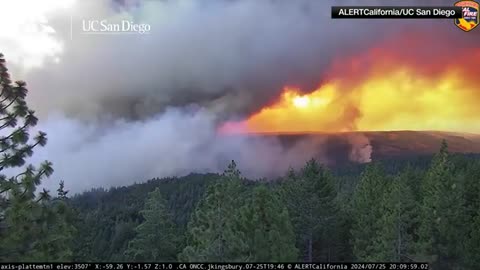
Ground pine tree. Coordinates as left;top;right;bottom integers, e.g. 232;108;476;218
28;182;76;261
463;159;480;221
125;187;179;261
375;173;417;261
464;160;480;269
0;53;72;261
416;141;467;269
282;159;337;262
351;163;389;261
50;182;76;261
239;185;298;262
179;160;249;262
465;208;480;268
57;181;68;199
333;197;354;262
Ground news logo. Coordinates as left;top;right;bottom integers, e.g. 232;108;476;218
454;0;479;31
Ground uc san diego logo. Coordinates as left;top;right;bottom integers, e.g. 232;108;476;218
454;0;479;31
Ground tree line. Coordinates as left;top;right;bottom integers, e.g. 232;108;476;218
110;148;479;270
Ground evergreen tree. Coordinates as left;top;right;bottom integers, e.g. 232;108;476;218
179;161;248;262
400;165;424;203
111;221;137;262
351;163;389;261
51;183;76;260
464;161;480;269
282;159;337;262
332;197;354;262
28;182;76;261
376;173;417;261
125;187;179;261
0;53;72;261
465;209;480;268
463;159;480;220
239;184;298;261
416;141;467;269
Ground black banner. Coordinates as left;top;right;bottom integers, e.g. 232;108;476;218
0;263;430;270
331;6;463;19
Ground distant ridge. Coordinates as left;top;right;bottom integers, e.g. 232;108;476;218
222;130;480;160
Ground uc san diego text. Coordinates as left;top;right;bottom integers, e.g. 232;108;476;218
82;19;151;34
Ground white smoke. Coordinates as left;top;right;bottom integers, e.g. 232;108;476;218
347;134;373;163
28;110;332;193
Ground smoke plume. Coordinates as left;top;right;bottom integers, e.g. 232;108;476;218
1;0;474;192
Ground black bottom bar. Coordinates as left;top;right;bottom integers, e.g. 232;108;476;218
0;262;430;270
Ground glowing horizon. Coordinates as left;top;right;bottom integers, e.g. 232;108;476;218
220;41;480;135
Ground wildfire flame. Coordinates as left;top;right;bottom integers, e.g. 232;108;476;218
220;35;480;135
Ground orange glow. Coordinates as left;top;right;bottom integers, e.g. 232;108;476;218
220;36;480;134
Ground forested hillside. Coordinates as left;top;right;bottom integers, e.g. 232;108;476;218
68;148;480;269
